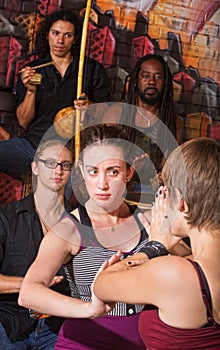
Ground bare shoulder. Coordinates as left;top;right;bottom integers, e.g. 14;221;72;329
147;255;195;288
48;214;81;253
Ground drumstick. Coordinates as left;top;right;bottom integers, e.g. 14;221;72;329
19;61;54;73
75;0;92;167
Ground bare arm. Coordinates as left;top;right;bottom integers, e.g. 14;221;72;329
16;67;37;128
94;253;175;307
0;274;23;293
18;220;112;319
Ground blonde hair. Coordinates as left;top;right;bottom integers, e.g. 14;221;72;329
32;138;73;191
162;138;220;232
34;138;73;162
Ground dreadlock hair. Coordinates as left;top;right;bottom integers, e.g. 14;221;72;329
127;54;176;138
35;9;82;58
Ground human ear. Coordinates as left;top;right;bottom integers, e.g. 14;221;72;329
174;188;187;212
78;161;85;178
126;166;135;182
31;161;39;176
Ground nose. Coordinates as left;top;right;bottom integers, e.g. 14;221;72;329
147;74;157;84
97;173;108;190
55;164;62;174
57;34;64;43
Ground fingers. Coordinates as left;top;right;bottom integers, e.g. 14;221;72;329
108;251;122;266
133;153;149;170
153;186;168;221
21;67;36;82
49;275;64;287
150;172;164;192
20;67;37;92
137;212;151;233
74;93;89;110
126;259;147;267
149;186;170;240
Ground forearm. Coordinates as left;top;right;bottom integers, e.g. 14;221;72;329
16;91;36;128
0;274;23;293
18;282;98;319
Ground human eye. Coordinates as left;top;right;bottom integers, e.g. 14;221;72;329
45;159;57;168
88;168;98;176
65;33;74;39
108;169;119;176
155;74;163;80
51;30;59;36
142;73;150;80
62;161;72;170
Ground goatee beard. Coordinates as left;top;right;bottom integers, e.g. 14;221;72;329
138;88;161;106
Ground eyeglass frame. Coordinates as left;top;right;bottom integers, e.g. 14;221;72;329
38;158;73;171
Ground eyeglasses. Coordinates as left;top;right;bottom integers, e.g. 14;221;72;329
38;159;73;171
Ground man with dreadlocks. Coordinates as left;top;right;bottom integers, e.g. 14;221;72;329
98;54;183;199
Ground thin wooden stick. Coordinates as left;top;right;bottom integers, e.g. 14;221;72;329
19;61;54;73
75;0;92;167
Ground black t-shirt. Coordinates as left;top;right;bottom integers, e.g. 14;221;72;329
16;56;111;148
0;194;71;342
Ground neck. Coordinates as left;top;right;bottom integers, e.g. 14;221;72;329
85;199;128;230
136;100;159;127
34;187;65;215
51;53;73;76
137;98;159;115
188;227;220;260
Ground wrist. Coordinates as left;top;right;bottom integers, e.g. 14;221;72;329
26;89;36;95
140;240;169;259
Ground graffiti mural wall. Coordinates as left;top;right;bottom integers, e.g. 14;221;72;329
0;0;219;131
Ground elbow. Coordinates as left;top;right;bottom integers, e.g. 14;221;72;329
93;278;105;300
19;121;28;129
18;287;30;309
16;116;28;129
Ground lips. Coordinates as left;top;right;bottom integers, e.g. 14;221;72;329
145;88;157;95
54;178;62;183
144;88;158;96
54;46;65;51
95;194;111;200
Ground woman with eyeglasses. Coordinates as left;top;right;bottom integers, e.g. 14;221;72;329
0;138;73;349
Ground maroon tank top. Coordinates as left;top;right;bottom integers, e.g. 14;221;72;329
138;259;220;349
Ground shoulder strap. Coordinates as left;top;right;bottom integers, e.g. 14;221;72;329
187;259;216;325
130;205;149;239
70;205;100;247
78;205;93;226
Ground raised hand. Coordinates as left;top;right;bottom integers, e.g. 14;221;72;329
20;67;37;93
150;186;182;250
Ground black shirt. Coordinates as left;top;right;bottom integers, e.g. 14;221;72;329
16;56;112;148
0;194;70;342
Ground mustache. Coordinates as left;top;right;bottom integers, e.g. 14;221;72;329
143;87;158;93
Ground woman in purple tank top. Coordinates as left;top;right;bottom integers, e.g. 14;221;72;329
94;137;220;350
19;124;159;349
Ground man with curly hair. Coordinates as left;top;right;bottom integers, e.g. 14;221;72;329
0;9;111;174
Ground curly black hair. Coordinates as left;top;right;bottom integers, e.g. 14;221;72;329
35;9;82;58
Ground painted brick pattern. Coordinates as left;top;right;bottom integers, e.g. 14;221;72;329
0;0;219;121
